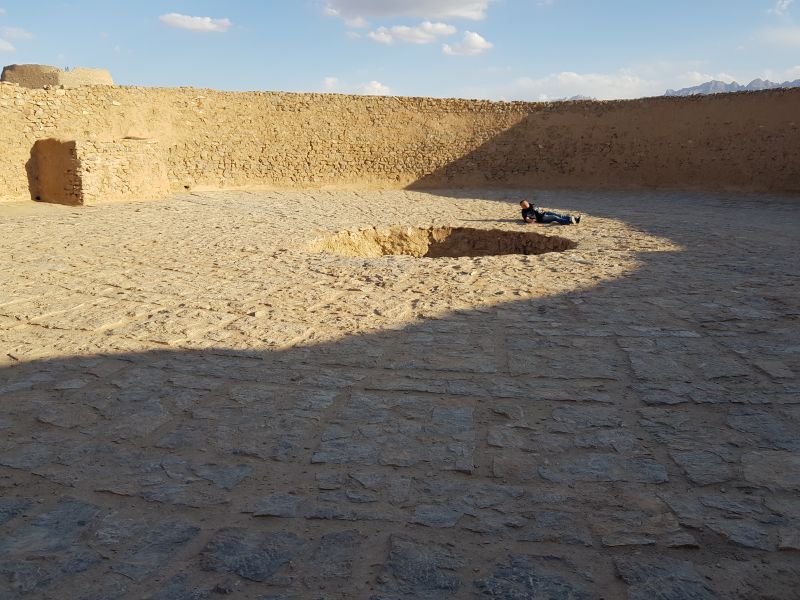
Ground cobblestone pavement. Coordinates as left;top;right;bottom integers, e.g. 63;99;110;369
0;189;798;599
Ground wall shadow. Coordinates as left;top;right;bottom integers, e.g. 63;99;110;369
25;139;82;205
407;91;800;195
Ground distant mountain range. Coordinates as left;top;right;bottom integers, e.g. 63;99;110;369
664;78;800;97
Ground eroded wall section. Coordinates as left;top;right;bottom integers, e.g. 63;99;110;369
1;82;799;202
77;139;168;204
1;64;114;89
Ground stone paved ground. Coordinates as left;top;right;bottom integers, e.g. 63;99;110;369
0;189;798;599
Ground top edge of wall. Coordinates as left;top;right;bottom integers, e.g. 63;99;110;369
2;80;799;108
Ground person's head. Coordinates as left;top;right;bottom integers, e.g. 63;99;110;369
520;200;530;209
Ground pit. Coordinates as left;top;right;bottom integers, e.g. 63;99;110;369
309;226;578;258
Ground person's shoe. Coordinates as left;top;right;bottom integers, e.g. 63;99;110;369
570;216;577;225
574;215;582;224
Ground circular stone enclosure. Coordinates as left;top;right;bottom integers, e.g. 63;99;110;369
309;226;578;258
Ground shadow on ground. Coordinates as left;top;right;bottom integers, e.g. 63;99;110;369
1;192;799;599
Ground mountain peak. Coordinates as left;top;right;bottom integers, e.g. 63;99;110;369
664;78;799;97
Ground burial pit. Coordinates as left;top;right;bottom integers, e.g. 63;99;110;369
309;225;578;258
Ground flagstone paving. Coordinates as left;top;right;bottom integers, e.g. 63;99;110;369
0;189;798;599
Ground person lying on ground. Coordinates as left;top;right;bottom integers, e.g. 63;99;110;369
519;200;581;225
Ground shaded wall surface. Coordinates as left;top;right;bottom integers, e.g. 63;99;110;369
1;64;114;89
27;139;82;205
1;83;799;202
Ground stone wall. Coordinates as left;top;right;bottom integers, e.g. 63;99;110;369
1;64;114;89
77;139;168;204
1;82;799;203
24;138;167;206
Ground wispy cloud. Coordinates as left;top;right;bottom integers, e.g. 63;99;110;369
322;76;392;95
367;21;456;44
683;70;738;84
460;60;800;101
442;31;493;56
521;70;656;100
324;6;369;28
463;68;660;101
159;13;232;33
360;80;392;94
1;26;32;40
0;11;31;51
768;0;794;16
325;0;489;22
759;64;800;81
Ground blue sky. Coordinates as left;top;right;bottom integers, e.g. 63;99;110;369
1;1;798;99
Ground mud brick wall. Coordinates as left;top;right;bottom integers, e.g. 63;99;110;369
1;82;799;203
1;64;114;90
76;139;168;204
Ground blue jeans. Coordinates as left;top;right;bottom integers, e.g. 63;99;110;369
539;211;571;225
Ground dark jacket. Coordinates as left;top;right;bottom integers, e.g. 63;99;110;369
521;205;542;222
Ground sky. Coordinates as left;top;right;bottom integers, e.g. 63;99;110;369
0;1;798;100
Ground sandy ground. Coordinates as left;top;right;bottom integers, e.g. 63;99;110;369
0;189;798;599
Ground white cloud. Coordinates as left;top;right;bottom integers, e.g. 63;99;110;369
368;21;456;44
325;0;489;21
768;0;794;15
461;60;800;101
757;26;800;45
759;64;800;81
324;6;369;28
360;80;392;95
528;70;655;99
786;65;800;79
467;69;660;101
321;76;392;95
346;15;369;28
159;13;232;33
442;31;493;55
1;26;32;40
684;70;738;84
0;38;13;52
368;28;393;44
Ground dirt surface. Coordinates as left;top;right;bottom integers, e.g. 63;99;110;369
308;225;577;258
0;189;798;599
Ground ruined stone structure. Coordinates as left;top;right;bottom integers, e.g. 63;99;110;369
0;81;798;204
27;137;168;205
1;63;114;90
